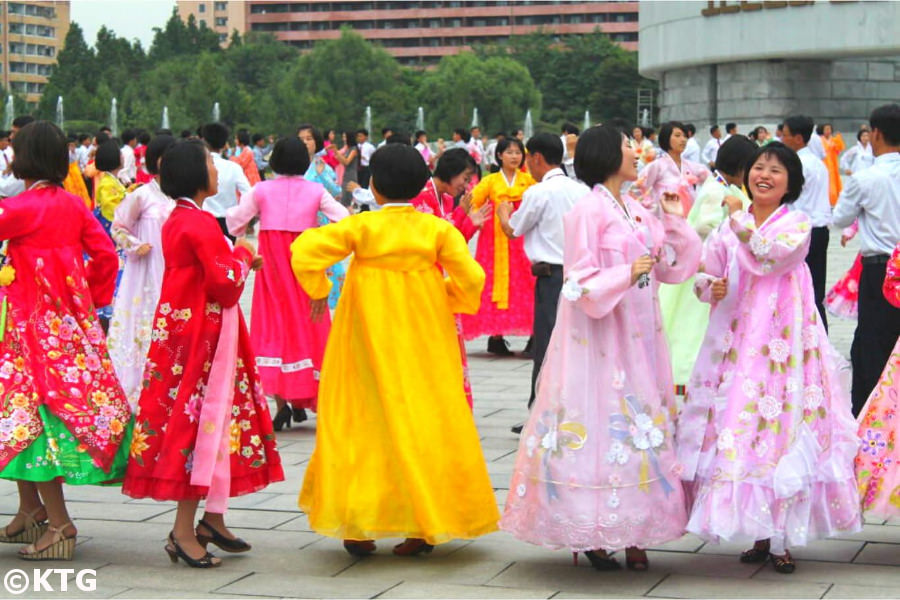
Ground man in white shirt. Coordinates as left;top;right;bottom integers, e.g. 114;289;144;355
701;125;722;170
807;127;826;160
833;103;900;415
723;122;737;142
357;129;376;188
483;132;504;173
468;126;485;173
118;129;137;185
782;114;832;331
75;134;91;172
200;122;251;241
376;127;392;149
683;123;701;164
496;133;589;433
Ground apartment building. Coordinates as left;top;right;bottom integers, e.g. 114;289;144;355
1;1;69;104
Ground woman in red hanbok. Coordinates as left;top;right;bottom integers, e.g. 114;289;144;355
230;131;261;187
122;140;283;568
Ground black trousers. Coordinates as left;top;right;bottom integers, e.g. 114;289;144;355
529;265;563;408
216;217;236;243
358;166;371;189
851;258;900;415
805;226;829;332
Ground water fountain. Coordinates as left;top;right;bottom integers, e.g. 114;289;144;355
2;96;12;130
109;97;118;137
583;110;591;132
364;105;372;134
212;102;220;122
471;107;479;129
55;96;64;130
415;106;425;131
640;108;650;127
523;109;533;142
161;106;170;130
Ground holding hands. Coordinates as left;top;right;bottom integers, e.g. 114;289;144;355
711;277;728;301
235;238;264;271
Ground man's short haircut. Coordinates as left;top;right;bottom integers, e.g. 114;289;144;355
121;129;137;145
414;130;427;140
562;122;580;136
269;137;311;175
385;133;410;145
658;121;686;152
710;125;720;135
869;103;900;146
138;131;151;145
297;123;325;153
11;121;68;184
715;135;758;177
95;132;111;146
95;140;122;171
725;122;737;133
159;140;211;199
145;134;176;176
201;122;229;151
433;148;476;182
179;129;192;139
78;133;91;144
574;125;623;188
236;130;251;146
381;127;392;136
525;132;563;166
12;115;35;129
743;141;805;205
251;133;265;145
783;115;814;144
357;128;369;137
370;143;430;200
453;127;470;143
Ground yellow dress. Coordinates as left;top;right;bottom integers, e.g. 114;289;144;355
290;205;499;543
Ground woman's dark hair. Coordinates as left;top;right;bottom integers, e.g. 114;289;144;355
414;130;427;141
11;121;68;184
385;133;410;146
433;148;475;183
342;130;358;149
525;132;563;166
658;121;686;152
95;131;111;145
574;125;625;188
494;137;526;169
145;134;176;176
743;141;804;205
159;140;211;199
138;131;151;145
236;129;251;146
370;144;429;201
684;123;696;136
297;123;324;153
95;140;122;172
715;135;758;177
269;137;311;176
857;128;868;142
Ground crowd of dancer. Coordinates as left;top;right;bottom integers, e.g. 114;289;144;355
0;102;896;578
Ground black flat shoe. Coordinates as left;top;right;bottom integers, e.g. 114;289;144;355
771;551;796;574
165;532;221;568
487;336;513;356
343;540;376;556
510;423;524;435
740;540;770;563
196;519;251;553
292;407;308;424
580;550;620;570
272;405;292;431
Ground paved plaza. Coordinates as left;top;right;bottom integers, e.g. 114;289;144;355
0;228;896;599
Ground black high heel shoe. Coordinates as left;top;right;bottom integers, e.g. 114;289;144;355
196;519;251;553
165;532;221;568
272;405;292;431
577;550;621;570
292;407;308;424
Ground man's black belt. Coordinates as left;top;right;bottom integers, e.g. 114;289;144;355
861;255;890;266
531;262;563;277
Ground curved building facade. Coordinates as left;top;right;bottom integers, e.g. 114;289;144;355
639;1;900;133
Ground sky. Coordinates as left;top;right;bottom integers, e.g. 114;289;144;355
70;0;176;48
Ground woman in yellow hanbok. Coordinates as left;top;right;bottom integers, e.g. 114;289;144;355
290;144;499;557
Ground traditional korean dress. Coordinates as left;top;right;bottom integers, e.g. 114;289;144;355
94;172;127;322
460;170;536;340
107;179;174;409
412;179;479;408
291;206;499;543
231;147;261;187
0;185;132;484
501;184;701;552
659;172;749;390
306;158;348;310
63;161;91;208
122;198;283;509
823;134;845;206
825;223;861;320
634;152;710;216
854;242;900;518
679;204;862;550
226;176;348;411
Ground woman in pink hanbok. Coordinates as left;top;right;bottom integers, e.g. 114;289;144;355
854;241;900;518
679;142;861;574
825;222;862;320
108;134;176;408
633;121;710;215
226;138;349;430
501;125;702;571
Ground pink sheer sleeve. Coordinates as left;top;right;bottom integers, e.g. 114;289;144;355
729;209;811;278
225;186;259;237
694;224;730;304
653;213;702;284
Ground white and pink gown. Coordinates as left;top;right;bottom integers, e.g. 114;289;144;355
501;184;701;552
679;205;862;553
634;152;710;215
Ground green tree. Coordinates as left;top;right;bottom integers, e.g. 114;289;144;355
148;9;220;63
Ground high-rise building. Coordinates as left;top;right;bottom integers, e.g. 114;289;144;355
177;1;638;65
1;1;70;105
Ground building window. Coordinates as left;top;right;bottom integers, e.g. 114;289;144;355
9;61;52;76
8;42;24;55
214;1;227;10
198;3;206;12
215;17;227;26
219;33;228;43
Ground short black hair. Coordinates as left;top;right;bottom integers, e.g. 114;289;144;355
414;130;427;141
78;133;91;144
658;121;686;152
122;129;137;145
525;132;563;166
433;148;476;183
870;103;900;146
574;125;624;188
138;131;151;145
12;115;35;129
684;123;696;136
269;137;310;175
201;122;229;151
495;137;526;168
0;130;10;140
370;143;429;201
236;129;251;146
725;123;737;133
453;127;470;143
562;122;580;135
381;127;392;136
385;133;410;145
11;121;68;184
783;115;814;144
856;128;868;142
356;128;369;137
159;140;211;199
145;134;176;176
252;133;265;144
95;140;122;171
715;135;758;177
297;124;324;153
743;141;804;205
510;128;523;137
179;129;192;139
95;131;111;145
710;125;720;135
100;125;112;134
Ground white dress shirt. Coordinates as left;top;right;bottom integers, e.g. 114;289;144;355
359;141;376;167
119;144;136;184
203;152;251;218
351;186;381;211
793;146;832;228
0;148;12;173
683;137;701;164
701;138;720;166
0;174;24;198
833;152;900;257
509;167;589;264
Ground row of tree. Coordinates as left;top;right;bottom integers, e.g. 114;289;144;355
26;9;655;138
